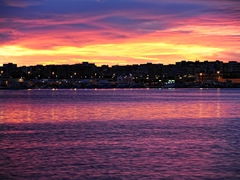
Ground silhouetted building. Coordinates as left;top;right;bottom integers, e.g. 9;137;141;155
2;63;17;77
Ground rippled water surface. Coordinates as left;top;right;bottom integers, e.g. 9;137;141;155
1;89;240;179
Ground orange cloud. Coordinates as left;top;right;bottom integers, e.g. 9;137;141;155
0;0;239;66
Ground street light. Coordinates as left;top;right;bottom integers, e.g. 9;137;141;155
52;72;55;79
200;73;203;83
217;71;220;80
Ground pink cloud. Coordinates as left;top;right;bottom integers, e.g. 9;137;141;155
2;0;43;7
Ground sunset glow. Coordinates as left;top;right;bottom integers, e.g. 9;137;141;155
0;0;239;66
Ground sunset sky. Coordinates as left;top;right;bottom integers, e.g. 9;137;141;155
0;0;240;66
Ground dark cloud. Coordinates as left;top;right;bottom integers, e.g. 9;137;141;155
1;0;44;7
100;32;129;39
0;0;207;19
0;31;14;43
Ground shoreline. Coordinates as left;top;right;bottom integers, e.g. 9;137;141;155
1;86;240;90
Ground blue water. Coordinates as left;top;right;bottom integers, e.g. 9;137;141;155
0;88;240;179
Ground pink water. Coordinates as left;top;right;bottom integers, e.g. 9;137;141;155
1;89;240;179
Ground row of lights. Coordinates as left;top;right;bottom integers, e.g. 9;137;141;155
21;71;222;81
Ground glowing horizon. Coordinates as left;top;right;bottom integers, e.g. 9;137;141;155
0;0;239;66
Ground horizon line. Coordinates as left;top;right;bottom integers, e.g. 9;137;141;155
2;59;238;68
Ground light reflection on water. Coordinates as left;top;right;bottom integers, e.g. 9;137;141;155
0;89;240;179
1;88;240;123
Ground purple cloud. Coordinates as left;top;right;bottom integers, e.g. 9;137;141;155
0;0;239;49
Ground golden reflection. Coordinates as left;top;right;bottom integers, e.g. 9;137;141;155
216;102;220;118
74;106;77;120
1;90;239;123
199;103;203;118
51;105;56;121
27;105;31;122
0;105;3;122
0;101;227;123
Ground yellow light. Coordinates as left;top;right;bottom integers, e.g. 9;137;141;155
18;78;24;83
0;42;224;66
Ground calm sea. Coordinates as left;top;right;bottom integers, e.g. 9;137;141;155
0;88;240;179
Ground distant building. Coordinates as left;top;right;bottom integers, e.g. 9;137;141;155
2;63;17;77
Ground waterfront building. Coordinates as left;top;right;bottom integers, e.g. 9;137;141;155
2;63;17;77
1;60;240;88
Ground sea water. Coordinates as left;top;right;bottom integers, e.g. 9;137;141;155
0;88;240;179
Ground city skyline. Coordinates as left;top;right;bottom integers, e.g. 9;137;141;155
1;59;240;89
0;0;240;66
2;59;239;68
